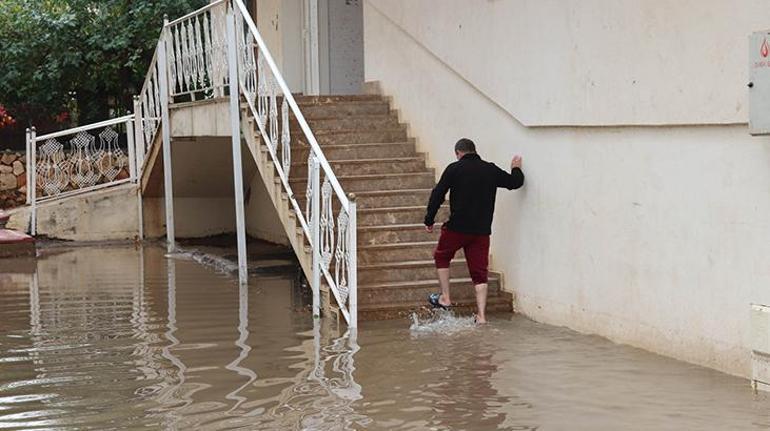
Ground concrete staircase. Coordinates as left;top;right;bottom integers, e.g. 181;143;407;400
242;94;512;321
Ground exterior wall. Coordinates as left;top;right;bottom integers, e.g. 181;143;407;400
256;0;305;92
170;100;231;137
280;0;305;91
364;0;770;377
365;0;768;127
245;173;289;246
143;197;236;239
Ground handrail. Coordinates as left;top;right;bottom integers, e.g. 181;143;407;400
138;49;159;100
232;0;350;214
166;0;225;27
34;115;135;141
135;37;163;171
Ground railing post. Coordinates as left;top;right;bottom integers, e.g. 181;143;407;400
311;158;321;318
226;6;249;285
133;96;145;172
158;20;176;253
28;127;37;236
132;96;145;241
25;129;30;205
126;114;137;181
348;193;357;329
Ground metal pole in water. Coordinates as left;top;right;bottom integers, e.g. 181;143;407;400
158;20;176;253
311;158;321;318
348;194;357;329
226;7;249;285
29;128;37;236
28;271;40;335
25;129;30;206
132;97;145;241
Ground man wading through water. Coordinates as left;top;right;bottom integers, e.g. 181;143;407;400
424;138;524;324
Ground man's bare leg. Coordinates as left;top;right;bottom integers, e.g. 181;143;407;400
437;267;452;307
474;283;488;324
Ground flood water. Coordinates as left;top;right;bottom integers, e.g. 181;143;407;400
1;243;770;430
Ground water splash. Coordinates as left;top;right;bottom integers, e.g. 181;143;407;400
165;248;239;275
409;310;477;336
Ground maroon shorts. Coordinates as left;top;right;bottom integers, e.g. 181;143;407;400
433;226;490;284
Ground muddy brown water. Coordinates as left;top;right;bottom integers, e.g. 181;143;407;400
1;244;769;430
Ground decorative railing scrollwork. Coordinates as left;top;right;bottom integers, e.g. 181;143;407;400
320;178;334;270
134;51;162;171
29;116;136;202
166;0;228;102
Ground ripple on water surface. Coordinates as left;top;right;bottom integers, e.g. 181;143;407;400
1;244;770;430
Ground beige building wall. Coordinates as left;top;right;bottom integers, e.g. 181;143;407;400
364;0;770;377
245;172;290;246
255;0;305;91
366;0;767;126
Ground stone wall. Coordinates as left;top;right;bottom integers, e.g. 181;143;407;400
0;150;26;209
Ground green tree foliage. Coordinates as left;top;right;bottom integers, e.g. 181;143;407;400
0;0;208;132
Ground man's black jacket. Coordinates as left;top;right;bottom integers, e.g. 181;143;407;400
424;153;524;235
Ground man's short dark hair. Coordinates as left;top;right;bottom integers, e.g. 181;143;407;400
455;138;476;154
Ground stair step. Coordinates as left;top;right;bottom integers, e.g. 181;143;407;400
358;241;446;264
298;101;391;118
358;223;444;245
359;259;466;283
249;111;408;145
292;156;427;177
357;205;447;226
295;129;408;145
290;114;401;131
295;188;433;210
290;172;435;193
295;95;383;104
357;295;512;321
290;141;417;160
358;277;503;304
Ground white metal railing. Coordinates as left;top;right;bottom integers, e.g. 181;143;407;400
133;46;161;172
232;0;357;328
25;115;138;234
166;0;228;101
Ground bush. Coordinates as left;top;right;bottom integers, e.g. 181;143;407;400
0;0;208;142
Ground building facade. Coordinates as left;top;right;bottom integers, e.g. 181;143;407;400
362;0;770;378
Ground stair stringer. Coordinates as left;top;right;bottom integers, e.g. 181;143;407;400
139;129;164;196
240;109;313;280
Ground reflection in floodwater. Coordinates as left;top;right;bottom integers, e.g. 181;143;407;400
2;245;363;430
2;244;770;430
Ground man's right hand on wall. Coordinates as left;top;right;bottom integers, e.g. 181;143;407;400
511;155;523;170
